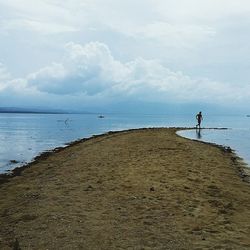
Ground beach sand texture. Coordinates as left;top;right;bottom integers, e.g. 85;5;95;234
0;128;250;249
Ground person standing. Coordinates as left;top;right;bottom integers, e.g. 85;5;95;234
196;111;203;129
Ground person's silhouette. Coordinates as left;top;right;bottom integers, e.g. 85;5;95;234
196;111;203;129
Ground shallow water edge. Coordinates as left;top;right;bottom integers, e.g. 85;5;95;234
0;127;249;186
177;127;250;183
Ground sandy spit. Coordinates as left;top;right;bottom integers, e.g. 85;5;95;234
0;128;249;250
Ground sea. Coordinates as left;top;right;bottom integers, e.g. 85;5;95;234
0;113;250;174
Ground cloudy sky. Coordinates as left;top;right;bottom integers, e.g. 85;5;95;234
0;0;250;113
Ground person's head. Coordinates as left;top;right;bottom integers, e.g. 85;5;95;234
199;111;202;114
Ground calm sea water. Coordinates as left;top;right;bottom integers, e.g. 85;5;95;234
0;113;249;173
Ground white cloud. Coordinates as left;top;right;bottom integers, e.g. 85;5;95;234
0;0;81;34
0;0;231;46
129;21;216;49
23;42;250;106
1;1;250;111
0;63;11;90
1;0;250;66
1;19;78;34
27;42;127;95
152;0;250;23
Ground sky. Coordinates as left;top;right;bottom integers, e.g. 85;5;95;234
0;0;250;114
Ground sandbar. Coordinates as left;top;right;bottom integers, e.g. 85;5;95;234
0;128;249;249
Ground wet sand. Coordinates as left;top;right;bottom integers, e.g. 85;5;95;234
0;128;250;249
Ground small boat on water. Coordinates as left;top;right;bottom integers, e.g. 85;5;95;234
98;115;105;118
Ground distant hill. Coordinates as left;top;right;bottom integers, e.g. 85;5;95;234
0;107;69;114
0;107;95;114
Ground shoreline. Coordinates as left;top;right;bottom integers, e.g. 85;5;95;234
176;128;250;183
0;128;150;184
0;127;250;249
0;129;120;185
1;127;249;185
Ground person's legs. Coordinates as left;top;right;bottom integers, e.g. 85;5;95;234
198;121;201;128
